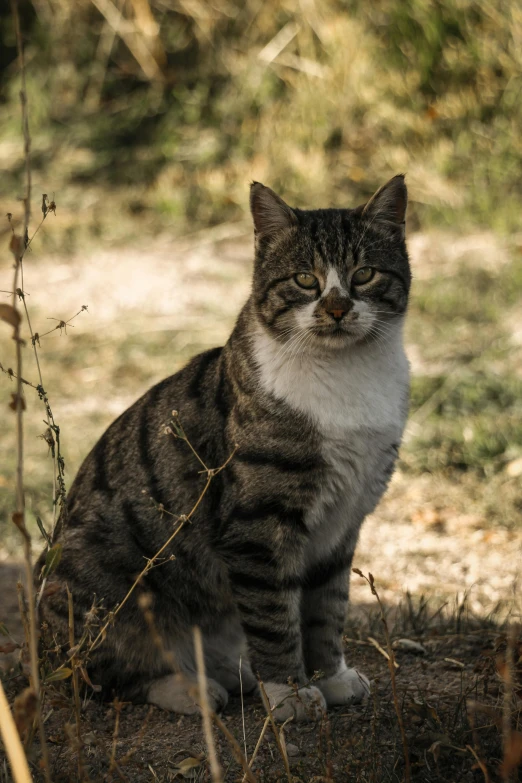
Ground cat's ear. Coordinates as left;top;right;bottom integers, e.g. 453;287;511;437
362;174;407;234
250;182;297;238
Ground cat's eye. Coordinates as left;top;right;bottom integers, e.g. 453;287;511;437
352;267;375;285
294;272;318;289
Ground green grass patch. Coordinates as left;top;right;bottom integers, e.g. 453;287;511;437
407;371;522;475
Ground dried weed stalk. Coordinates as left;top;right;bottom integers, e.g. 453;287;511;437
0;679;32;783
193;626;223;783
67;586;85;780
211;712;258;783
353;568;411;783
258;680;294;783
0;1;51;780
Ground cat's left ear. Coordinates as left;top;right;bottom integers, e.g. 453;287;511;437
362;174;407;236
250;182;297;239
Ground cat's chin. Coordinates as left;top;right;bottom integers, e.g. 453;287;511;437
308;327;368;351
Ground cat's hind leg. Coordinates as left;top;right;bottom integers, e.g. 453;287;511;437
146;619;256;714
203;620;257;695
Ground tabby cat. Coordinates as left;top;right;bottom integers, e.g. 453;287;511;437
38;175;411;722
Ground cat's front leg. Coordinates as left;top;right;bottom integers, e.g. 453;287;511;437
221;515;326;722
302;553;370;707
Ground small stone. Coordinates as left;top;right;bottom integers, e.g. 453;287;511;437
393;638;427;655
286;743;300;757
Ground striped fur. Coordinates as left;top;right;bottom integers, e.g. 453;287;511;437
37;176;411;721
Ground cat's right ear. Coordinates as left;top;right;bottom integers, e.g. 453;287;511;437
250;182;297;239
361;174;407;237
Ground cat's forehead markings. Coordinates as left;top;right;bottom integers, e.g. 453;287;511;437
322;269;346;297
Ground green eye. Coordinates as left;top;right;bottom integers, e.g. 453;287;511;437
352;267;375;285
295;272;318;289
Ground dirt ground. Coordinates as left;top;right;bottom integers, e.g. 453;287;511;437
1;228;521;781
0;613;514;783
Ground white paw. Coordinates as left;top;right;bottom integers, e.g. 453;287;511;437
147;673;228;715
263;682;326;722
315;663;370;706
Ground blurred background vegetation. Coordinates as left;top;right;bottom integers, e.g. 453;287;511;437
0;0;521;560
1;0;522;251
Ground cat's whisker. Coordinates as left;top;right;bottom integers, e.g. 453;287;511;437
366;322;395;337
285;328;313;377
268;328;310;370
281;328;312;368
365;324;395;354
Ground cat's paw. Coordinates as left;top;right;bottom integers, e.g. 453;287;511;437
147;673;228;715
315;664;370;706
263;682;326;722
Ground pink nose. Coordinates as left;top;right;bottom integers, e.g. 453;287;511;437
327;308;346;321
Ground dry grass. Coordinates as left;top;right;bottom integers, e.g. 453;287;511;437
2;0;522;254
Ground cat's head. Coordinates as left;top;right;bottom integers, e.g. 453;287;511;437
250;176;411;351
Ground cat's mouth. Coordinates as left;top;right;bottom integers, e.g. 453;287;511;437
310;322;369;347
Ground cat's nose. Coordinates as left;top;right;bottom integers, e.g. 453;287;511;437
326;307;347;322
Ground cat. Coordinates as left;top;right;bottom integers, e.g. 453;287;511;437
37;175;411;722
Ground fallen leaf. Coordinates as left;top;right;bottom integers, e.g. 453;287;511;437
45;667;73;683
172;757;202;779
79;666;102;692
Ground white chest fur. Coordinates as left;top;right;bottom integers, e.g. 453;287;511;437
253;325;409;435
253;326;409;562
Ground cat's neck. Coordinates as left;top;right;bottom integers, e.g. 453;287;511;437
249;318;409;434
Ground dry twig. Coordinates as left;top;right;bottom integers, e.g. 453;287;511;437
4;2;50;779
258;680;293;783
0;679;32;783
67;586;85;780
193;626;223;783
211;713;258;783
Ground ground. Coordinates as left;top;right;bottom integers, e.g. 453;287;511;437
0;598;515;782
0;227;521;781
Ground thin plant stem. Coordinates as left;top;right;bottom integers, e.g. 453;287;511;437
258;681;293;783
0;679;32;783
20;294;58;537
242;716;270;782
193;626;223;783
8;2;51;778
67;586;85;780
212;713;258;783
